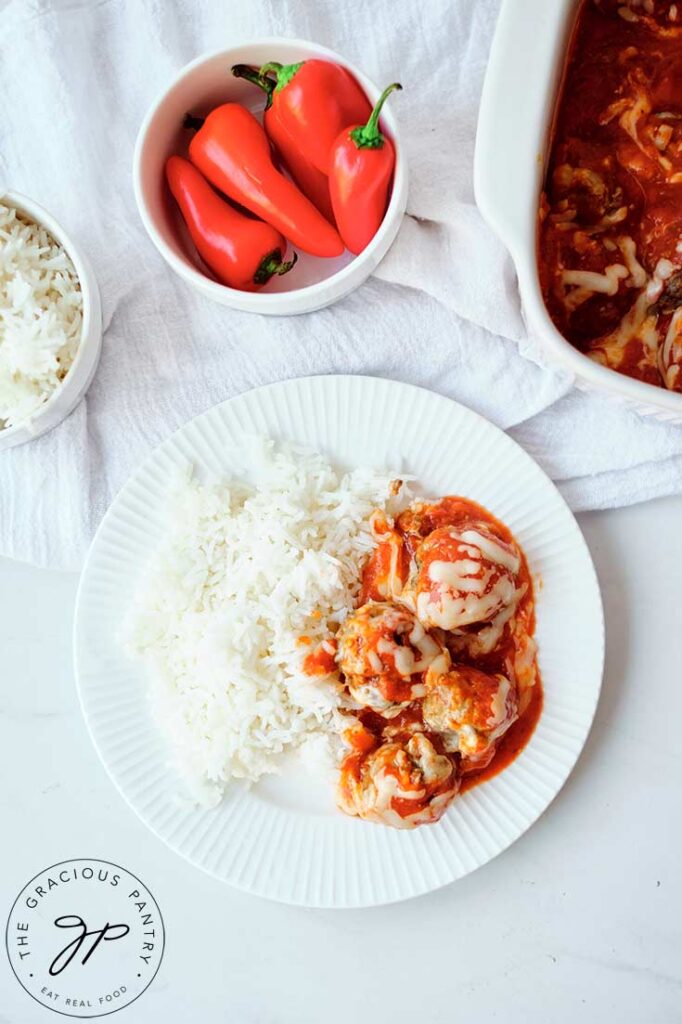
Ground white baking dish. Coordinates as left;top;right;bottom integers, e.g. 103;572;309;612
474;0;682;423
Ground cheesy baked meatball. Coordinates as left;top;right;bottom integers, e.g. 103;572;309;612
338;732;459;828
401;522;521;631
422;659;519;771
336;602;443;716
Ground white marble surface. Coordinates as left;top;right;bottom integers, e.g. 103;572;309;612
1;497;681;1023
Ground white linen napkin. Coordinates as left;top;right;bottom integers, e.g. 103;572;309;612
1;0;681;569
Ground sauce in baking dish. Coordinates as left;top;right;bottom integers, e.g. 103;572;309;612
539;0;682;392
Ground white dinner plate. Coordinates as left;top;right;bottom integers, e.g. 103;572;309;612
74;375;604;908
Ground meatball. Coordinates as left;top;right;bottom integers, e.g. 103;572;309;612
402;523;521;631
337;602;443;716
422;661;518;771
337;732;459;829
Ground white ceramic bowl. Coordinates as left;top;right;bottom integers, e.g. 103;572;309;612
0;191;103;451
474;0;682;424
133;39;408;316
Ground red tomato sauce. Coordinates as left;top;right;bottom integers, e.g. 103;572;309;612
302;641;337;677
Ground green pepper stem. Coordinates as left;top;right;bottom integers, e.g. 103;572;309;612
350;82;402;150
259;60;303;91
231;64;275;110
254;249;298;286
183;113;205;132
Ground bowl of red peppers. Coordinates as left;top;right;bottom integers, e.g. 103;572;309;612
133;38;407;316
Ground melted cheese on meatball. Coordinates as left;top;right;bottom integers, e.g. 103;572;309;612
422;663;519;768
337;602;445;714
337;733;459;829
403;524;521;631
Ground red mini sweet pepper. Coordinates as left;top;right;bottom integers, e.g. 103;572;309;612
165;156;297;291
257;59;372;174
185;104;344;258
231;64;335;224
329;83;402;255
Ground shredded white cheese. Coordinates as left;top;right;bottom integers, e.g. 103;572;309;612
0;201;82;429
617;236;648;288
561;263;629;311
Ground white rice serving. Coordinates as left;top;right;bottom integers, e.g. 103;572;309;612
126;437;409;807
0;201;82;429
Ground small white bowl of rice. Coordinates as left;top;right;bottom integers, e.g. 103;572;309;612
0;191;102;450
